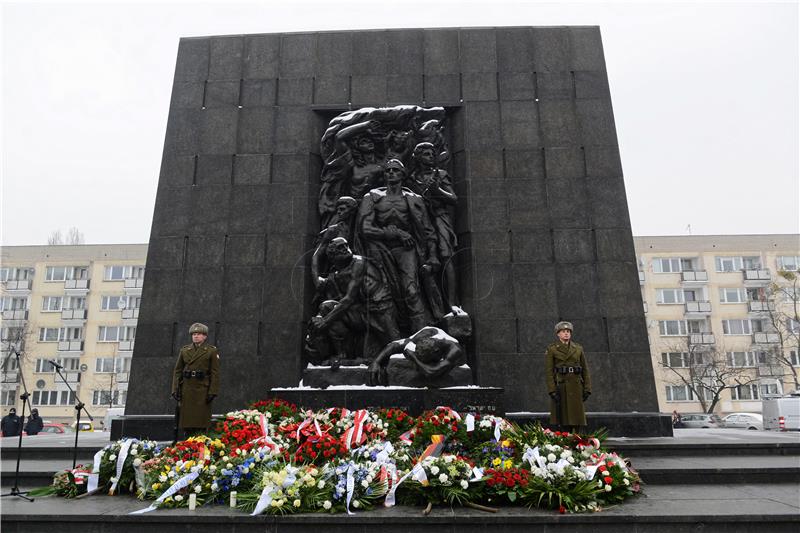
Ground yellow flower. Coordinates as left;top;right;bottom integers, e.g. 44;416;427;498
503;459;513;469
152;483;161;490
501;440;511;447
492;457;502;466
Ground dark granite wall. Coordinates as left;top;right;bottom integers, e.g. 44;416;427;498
127;27;659;416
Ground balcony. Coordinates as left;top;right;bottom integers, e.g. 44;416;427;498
61;309;87;321
2;279;32;292
116;372;129;383
638;271;645;285
757;365;784;377
689;333;715;345
118;340;135;352
64;279;90;294
685;301;712;314
753;332;780;344
121;308;139;320
57;340;84;353
1;371;19;384
63;371;81;383
681;271;708;284
743;269;771;286
748;301;775;313
1;309;28;321
123;278;144;296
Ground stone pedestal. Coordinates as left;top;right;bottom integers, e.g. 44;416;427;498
302;358;474;389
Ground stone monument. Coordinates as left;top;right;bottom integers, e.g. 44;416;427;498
123;26;668;436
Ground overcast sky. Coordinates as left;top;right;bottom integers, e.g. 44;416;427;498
2;1;798;246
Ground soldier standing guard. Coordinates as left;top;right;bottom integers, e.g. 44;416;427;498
545;321;592;432
172;323;220;436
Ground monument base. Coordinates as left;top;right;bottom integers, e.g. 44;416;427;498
302;359;474;388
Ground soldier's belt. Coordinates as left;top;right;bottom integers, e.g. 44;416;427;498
554;366;582;374
182;370;206;379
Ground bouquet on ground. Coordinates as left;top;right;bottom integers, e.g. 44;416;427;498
28;464;93;498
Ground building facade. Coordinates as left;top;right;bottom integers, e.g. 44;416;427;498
634;235;800;415
1;244;146;427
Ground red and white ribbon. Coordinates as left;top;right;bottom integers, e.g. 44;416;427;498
342;409;369;449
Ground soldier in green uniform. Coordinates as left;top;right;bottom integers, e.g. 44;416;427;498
545;321;591;432
171;323;220;436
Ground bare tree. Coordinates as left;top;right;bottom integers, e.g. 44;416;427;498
760;269;800;390
66;227;85;245
659;338;760;413
47;229;63;245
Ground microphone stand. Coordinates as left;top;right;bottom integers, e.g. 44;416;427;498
51;362;93;468
1;347;34;502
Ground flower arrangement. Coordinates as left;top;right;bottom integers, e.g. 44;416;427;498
33;400;641;515
28;464;93;498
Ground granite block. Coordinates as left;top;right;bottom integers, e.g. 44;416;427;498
164;108;200;155
501;100;539;148
512;263;558;319
141;269;183;321
387;30;424;74
240;79;277;107
595;228;636;262
607;316;650;353
204;80;240;108
313;75;350;105
274;106;311;153
352;31;388;75
218;322;260;357
532;27;571;72
181;269;223;320
507;178;548;229
597;261;645;317
465;102;501;149
465;150;504;180
576;98;618;146
569;27;606;71
537;71;573;100
568;317;609;352
459;28;497;73
189;186;230;234
159;154;195;188
209;36;243;80
151;187;190;235
228;185;269;234
266;233;306;268
174;38;209;82
586;177;631;228
498;72;535;101
505;149;545;180
220;355;267;407
511;229;553;263
386;75;423;104
469;180;508;231
196;154;233;185
199;107;238;154
147;236;185;269
546;177;590;228
473;263;514;318
575;70;611;99
128;323;173;358
462;72;498;101
170;81;204;109
280;33;316;77
449;105;466;152
544;147;585;179
351;75;387;106
186;235;226;268
265;185;305;233
243;34;280;79
125;358;175;416
225;234;266;266
552;229;595;263
477;354;537;410
262;268;305;322
538;99;580;146
423;74;460;104
518;318;560;354
424;388;504;415
261;321;303;360
271;153;310;184
586;352;660;412
277;77;314;105
222;267;264;321
233;154;270;185
423;29;460;74
556;263;601;318
315;32;352;76
584;145;623;177
469;231;510;264
496;27;534;73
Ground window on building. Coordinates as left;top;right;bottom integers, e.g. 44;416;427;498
665;385;694;401
42;296;63;312
97;326;136;342
760;383;781;397
683;289;701;302
662;352;690;368
687;319;710;333
722;319;751;335
0;297;27;311
746;287;767;302
45;266;88;281
1;268;33;281
35;359;56;373
652;257;697;273
715;256;762;272
39;328;60;342
101;296;126;311
63;296;86;310
1;390;16;406
728;351;757;367
777;256;800;271
656;289;685;304
790;351;799;366
104;265;146;281
719;288;747;303
1;327;24;343
750;319;772;333
92;390;126;407
731;384;759;401
0;268;7;281
2;357;19;371
95;358;117;373
787;319;799;334
32;390;59;406
659;320;687;336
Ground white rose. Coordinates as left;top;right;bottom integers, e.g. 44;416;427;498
547;453;557;462
159;474;167;482
444;455;454;464
323;500;332;510
318;480;325;489
366;475;373;483
293;499;301;508
109;454;117;461
242;467;249;474
352;500;360;508
194;485;202;493
168;471;176;478
431;466;440;475
133;458;142;467
460;480;469;489
211;483;219;491
361;479;369;488
567;456;575;464
130;449;138;456
175;494;184;501
227;463;233;469
605;484;612;492
624;478;630;486
438;474;448;483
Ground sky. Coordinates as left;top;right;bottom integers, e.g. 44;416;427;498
1;0;798;246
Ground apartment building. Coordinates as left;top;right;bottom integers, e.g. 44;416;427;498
634;235;800;415
0;244;147;427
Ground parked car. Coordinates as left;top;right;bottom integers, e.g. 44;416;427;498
679;413;724;428
71;421;93;432
23;422;73;435
722;413;763;430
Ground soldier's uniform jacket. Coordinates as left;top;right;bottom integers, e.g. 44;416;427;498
545;341;592;427
171;342;220;429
